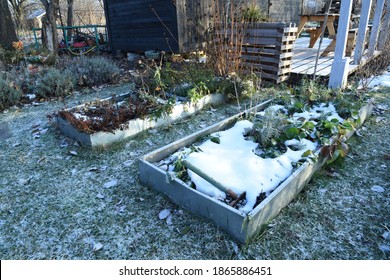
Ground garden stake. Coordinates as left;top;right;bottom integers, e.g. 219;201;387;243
183;160;245;204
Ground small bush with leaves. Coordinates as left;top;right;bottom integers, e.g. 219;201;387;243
242;2;269;22
248;109;288;148
0;73;22;110
34;68;76;99
69;57;120;87
295;78;332;104
0;44;24;65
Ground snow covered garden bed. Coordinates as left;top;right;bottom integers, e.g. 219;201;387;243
56;92;225;147
139;99;373;243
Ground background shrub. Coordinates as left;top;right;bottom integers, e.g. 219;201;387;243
0;73;22;110
34;68;76;99
68;57;120;87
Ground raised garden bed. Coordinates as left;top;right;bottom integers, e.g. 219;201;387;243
56;92;225;147
139;99;373;243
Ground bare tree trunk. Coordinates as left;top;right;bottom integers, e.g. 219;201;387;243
66;0;74;41
0;0;18;49
40;0;59;55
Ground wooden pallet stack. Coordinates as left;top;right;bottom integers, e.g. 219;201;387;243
240;22;298;83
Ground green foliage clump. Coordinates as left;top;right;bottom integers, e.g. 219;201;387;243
0;45;24;65
35;68;75;99
69;57;120;87
294;78;332;104
332;91;365;119
242;2;269;22
249;109;288;148
0;73;22;110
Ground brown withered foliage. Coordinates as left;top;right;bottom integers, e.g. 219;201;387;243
58;96;158;134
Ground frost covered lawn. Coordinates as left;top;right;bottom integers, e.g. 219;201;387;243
0;82;389;260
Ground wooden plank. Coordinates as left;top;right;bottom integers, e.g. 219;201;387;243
242;57;292;69
293;62;333;74
219;29;284;38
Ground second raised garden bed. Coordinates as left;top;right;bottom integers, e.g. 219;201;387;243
139;99;373;243
56;92;225;146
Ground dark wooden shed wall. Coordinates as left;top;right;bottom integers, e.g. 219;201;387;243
103;0;305;53
103;0;179;52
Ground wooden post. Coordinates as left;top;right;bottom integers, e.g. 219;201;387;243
378;0;390;50
328;0;353;89
353;0;373;65
368;0;386;57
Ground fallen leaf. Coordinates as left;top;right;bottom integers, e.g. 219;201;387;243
371;185;385;193
37;157;46;164
96;193;105;199
103;179;117;189
88;167;99;172
60;141;69;148
39;128;48;135
146;139;154;146
166;214;173;225
178;226;191;235
100;165;108;171
93;242;104;252
159;209;171;220
123;160;133;167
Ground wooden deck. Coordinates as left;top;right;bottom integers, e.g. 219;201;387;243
291;37;359;77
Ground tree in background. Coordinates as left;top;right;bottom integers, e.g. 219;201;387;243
66;0;73;41
0;0;18;49
8;0;43;32
8;0;29;31
40;0;59;54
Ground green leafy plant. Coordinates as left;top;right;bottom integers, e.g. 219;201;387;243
294;78;332;104
316;117;358;164
187;81;210;103
148;95;176;121
0;73;22;110
0;41;25;65
68;57;120;87
242;2;269;22
35;68;76;99
249;109;288;148
285;120;316;140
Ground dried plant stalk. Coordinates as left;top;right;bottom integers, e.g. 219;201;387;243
206;0;247;76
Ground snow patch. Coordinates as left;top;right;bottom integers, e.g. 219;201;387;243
292;103;344;123
366;69;390;89
185;120;317;213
